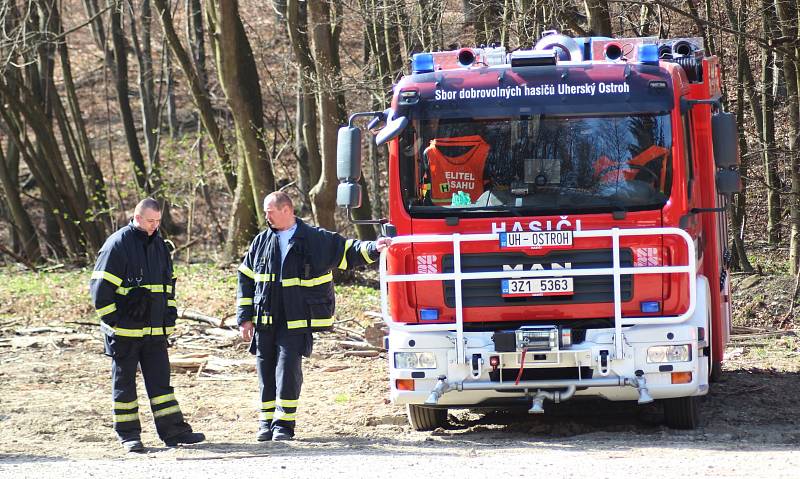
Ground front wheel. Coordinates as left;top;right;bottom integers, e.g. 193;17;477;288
407;404;448;431
662;396;700;429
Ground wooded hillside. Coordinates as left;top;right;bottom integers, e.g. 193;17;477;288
0;0;797;271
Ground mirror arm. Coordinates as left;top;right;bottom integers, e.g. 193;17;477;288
348;111;385;128
346;206;387;225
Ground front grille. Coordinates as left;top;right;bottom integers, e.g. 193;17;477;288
442;249;633;307
489;366;594;382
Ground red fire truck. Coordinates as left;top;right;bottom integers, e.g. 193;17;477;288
336;32;740;430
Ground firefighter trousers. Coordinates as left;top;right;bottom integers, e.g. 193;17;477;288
108;335;192;442
253;328;312;434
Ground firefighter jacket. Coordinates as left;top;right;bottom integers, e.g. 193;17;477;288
237;218;380;334
90;222;177;338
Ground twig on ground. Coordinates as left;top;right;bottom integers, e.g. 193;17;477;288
173;237;202;255
178;308;229;328
332;324;366;341
343;350;380;358
176;343;230;353
176;453;272;461
334;340;384;351
731;329;798;340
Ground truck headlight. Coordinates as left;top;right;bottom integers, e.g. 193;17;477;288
646;345;691;363
394;352;437;369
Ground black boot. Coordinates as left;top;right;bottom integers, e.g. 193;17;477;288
271;426;294;441
164;431;206;447
121;438;144;453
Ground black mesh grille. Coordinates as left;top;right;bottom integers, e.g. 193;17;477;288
442;249;633;307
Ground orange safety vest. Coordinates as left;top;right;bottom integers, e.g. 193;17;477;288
425;135;490;204
594;145;668;185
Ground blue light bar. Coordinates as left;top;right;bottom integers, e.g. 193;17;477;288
419;308;439;321
639;44;659;65
640;301;661;313
412;53;435;74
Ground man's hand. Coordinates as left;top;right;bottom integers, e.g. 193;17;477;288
240;321;254;342
375;237;392;253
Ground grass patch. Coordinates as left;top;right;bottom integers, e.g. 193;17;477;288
0;263;381;327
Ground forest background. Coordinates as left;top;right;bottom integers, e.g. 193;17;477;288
0;0;798;277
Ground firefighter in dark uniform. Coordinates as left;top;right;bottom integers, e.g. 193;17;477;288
237;191;391;441
90;198;205;453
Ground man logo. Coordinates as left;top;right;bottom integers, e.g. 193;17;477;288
502;262;572;271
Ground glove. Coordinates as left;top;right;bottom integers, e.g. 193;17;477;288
125;287;151;322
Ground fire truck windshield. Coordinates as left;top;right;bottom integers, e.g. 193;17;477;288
400;112;673;216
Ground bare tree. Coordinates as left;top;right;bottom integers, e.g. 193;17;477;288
206;0;276;257
152;0;237;194
306;0;344;231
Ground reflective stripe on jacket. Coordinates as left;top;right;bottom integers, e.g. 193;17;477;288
90;222;177;337
236;218;379;334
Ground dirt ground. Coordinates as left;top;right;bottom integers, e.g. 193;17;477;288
1;270;799;477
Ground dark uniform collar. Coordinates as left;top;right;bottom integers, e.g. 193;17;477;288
127;220;160;244
290;217;307;238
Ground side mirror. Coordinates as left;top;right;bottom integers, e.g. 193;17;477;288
337;126;362;182
712;112;739;168
375;115;408;147
336;182;362;208
716;169;741;194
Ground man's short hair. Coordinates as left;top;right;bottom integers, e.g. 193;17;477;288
134;198;161;216
263;191;293;211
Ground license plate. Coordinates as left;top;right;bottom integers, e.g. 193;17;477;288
501;277;574;297
499;231;573;249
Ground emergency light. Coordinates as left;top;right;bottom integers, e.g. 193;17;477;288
419;308;439;321
639;44;659;65
412;53;435;74
640;301;661;313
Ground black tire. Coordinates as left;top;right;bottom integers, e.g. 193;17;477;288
662;396;700;429
709;359;723;382
707;315;722;383
407;404;448;431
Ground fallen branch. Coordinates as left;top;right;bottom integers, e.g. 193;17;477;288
731;329;799;340
176;453;272;461
343;350;380;358
334;340;384;352
176;343;230;353
178;308;227;328
332;324;366;341
0;244;37;272
173;237;201;255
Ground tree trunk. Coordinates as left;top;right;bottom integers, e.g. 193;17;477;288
307;0;345;231
57;12;111;235
286;0;322;212
294;73;312;215
0;80;86;256
761;1;780;245
111;0;148;191
0;140;40;262
730;25;753;273
128;0;176;233
153;0;236;193
776;0;800;273
583;0;612;36
207;0;275;255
